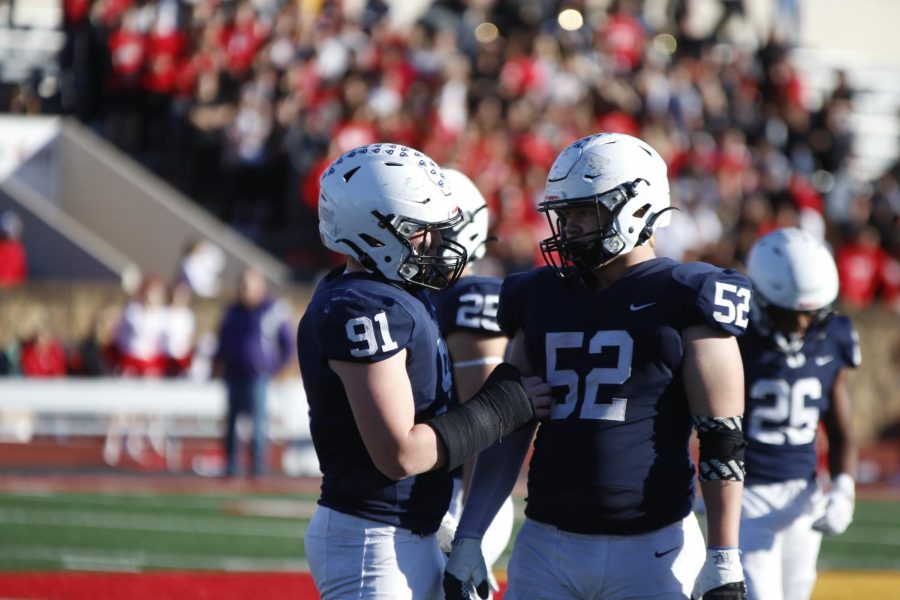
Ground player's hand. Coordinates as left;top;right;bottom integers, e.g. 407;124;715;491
521;376;553;420
443;538;490;600
436;512;458;554
812;474;855;536
691;547;746;600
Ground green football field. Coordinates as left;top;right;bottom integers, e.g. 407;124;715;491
0;490;898;573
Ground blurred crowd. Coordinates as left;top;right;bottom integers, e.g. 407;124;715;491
2;235;233;380
1;273;202;379
2;1;900;311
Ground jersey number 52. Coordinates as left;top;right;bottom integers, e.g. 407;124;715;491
546;331;633;421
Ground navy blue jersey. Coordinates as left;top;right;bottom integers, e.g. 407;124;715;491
498;258;751;535
740;315;860;485
432;275;503;337
432;275;505;481
297;268;454;534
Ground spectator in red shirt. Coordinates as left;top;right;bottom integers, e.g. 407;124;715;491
599;0;646;73
836;225;888;309
0;210;27;287
18;314;67;378
878;234;900;313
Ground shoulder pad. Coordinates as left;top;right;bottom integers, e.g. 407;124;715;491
827;315;862;368
497;269;546;337
675;263;752;336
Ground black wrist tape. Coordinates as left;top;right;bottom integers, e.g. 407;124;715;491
694;416;747;482
427;362;534;471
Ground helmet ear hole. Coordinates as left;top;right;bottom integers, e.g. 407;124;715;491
632;204;651;219
342;166;361;182
359;234;385;248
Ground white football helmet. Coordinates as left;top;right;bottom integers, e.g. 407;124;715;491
318;144;466;290
539;133;672;276
746;227;839;335
442;169;490;263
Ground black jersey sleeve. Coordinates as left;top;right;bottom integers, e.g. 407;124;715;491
497;272;535;337
319;289;415;363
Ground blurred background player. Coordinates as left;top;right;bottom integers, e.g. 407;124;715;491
297;144;550;599
431;169;515;596
214;267;294;477
739;228;860;600
445;133;749;600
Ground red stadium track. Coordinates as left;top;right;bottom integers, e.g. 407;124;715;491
0;572;322;600
0;472;324;495
0;572;509;600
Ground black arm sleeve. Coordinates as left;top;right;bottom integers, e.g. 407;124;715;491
426;362;534;471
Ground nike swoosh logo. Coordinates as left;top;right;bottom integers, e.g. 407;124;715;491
815;356;835;366
629;302;656;311
655;545;680;558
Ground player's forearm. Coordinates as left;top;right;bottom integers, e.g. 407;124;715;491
456;423;535;539
394;424;447;478
700;479;743;548
828;436;858;480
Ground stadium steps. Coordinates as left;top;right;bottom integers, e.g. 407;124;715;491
791;0;900;180
791;48;900;180
0;116;291;288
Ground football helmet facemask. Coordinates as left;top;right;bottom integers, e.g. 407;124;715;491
746;227;839;344
539;133;672;277
318;144;467;290
442;169;490;264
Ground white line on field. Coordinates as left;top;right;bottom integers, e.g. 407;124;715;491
837;524;900;546
0;545;308;572
0;507;307;537
0;493;321;518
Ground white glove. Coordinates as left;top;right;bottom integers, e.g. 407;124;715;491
436;512;458;554
812;473;855;536
691;547;746;599
443;538;490;600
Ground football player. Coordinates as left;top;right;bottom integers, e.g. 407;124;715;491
298;144;552;599
431;169;515;597
739;228;859;600
444;133;750;600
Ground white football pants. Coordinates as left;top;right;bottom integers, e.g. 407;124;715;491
503;513;706;599
740;478;823;600
305;505;445;599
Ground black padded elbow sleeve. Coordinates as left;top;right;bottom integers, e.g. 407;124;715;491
426;362;534;471
694;416;747;482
